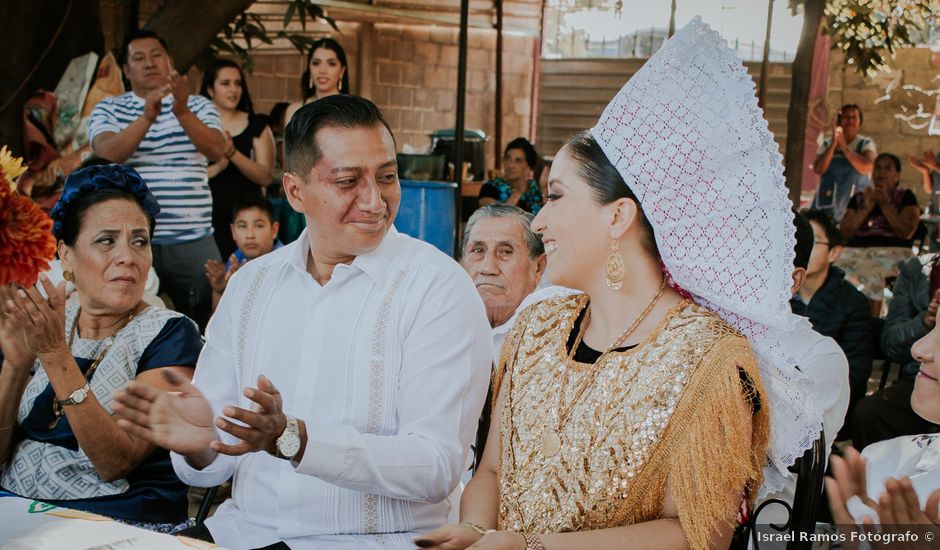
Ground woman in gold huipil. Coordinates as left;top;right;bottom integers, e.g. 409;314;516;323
417;17;822;550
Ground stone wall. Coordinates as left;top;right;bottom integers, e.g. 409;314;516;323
826;47;940;201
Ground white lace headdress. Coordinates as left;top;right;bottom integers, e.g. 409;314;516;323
591;17;821;498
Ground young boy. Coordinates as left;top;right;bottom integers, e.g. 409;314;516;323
791;208;872;437
205;194;282;310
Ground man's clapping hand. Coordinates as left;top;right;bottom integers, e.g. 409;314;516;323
114;373;291;466
167;70;190;116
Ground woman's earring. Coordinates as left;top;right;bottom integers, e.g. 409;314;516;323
62;270;74;282
606;240;624;290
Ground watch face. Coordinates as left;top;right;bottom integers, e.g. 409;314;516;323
277;420;301;458
278;432;301;458
73;387;89;403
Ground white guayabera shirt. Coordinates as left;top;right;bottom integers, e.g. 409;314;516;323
172;227;492;550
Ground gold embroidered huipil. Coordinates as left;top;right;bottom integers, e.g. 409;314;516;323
494;295;769;550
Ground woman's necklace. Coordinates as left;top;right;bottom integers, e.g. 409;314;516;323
541;279;667;458
48;302;147;429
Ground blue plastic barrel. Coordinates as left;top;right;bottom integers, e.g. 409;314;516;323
396;179;458;257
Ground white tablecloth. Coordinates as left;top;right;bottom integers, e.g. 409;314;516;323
0;492;220;549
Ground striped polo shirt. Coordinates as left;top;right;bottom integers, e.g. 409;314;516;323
88;93;223;245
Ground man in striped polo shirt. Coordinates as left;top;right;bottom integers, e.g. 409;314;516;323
89;30;227;329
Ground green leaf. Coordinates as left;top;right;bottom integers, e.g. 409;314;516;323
284;3;297;27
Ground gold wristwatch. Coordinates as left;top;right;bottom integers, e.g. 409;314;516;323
57;382;91;407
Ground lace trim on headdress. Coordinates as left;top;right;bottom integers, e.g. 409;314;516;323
591;16;821;498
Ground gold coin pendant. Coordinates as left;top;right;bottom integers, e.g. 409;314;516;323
541;431;562;457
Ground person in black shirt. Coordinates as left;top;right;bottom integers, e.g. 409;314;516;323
791;208;871;437
841;153;920;248
836;153;922;314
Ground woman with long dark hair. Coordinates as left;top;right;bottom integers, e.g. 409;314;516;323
284;37;350;124
199;59;276;259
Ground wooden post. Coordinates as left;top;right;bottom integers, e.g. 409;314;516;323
454;0;469;251
784;0;825;206
758;0;774;109
668;0;677;38
495;0;503;169
357;22;374;99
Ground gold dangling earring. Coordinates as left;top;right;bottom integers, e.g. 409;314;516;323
62;270;74;282
606;240;624;290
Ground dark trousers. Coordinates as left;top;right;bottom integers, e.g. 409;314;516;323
850;378;940;451
177;523;290;549
151;233;221;331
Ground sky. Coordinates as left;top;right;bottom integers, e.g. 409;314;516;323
562;0;805;55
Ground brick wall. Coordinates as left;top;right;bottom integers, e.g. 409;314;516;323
98;1;535;174
826;47;940;201
246;24;535;173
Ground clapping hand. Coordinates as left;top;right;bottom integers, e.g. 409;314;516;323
834;125;846;150
212;375;287;456
205;255;242;294
862;187;877;211
113;369;217;457
871;186;890;207
143;85;169;122
167;70;190;116
2;275;68;358
909;151;939;176
204;259;228;293
114;373;289;459
827;447;877;525
876;478;940;550
0;285;36;372
923;150;939;173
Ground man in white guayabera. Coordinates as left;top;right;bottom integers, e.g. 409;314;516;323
113;94;492;550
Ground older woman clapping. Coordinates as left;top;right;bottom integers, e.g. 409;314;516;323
0;164;202;532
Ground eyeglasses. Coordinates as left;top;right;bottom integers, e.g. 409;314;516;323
814;240;829;247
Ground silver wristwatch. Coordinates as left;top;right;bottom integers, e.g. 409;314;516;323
57;382;91;407
275;416;301;460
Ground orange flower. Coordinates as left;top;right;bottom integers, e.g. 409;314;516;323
0;175;57;287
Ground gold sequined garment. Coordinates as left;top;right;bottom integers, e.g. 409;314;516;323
494;295;769;550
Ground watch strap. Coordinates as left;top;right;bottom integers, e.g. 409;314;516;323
56;382;90;407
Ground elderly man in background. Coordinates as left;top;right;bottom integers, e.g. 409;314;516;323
460;204;546;361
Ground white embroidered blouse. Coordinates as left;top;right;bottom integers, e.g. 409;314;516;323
171;227;493;550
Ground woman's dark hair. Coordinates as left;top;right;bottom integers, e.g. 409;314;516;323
792;210;815;271
59;189;156;247
838;103;863;124
876;152;901;172
504;137;538;169
269;102;291;133
801;208;844;248
200;59;254;114
535;158;552;182
564;130;658;257
301;38;350;99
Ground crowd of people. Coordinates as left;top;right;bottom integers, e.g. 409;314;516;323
2;17;940;550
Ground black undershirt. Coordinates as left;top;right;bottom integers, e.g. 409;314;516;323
564;304;761;413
